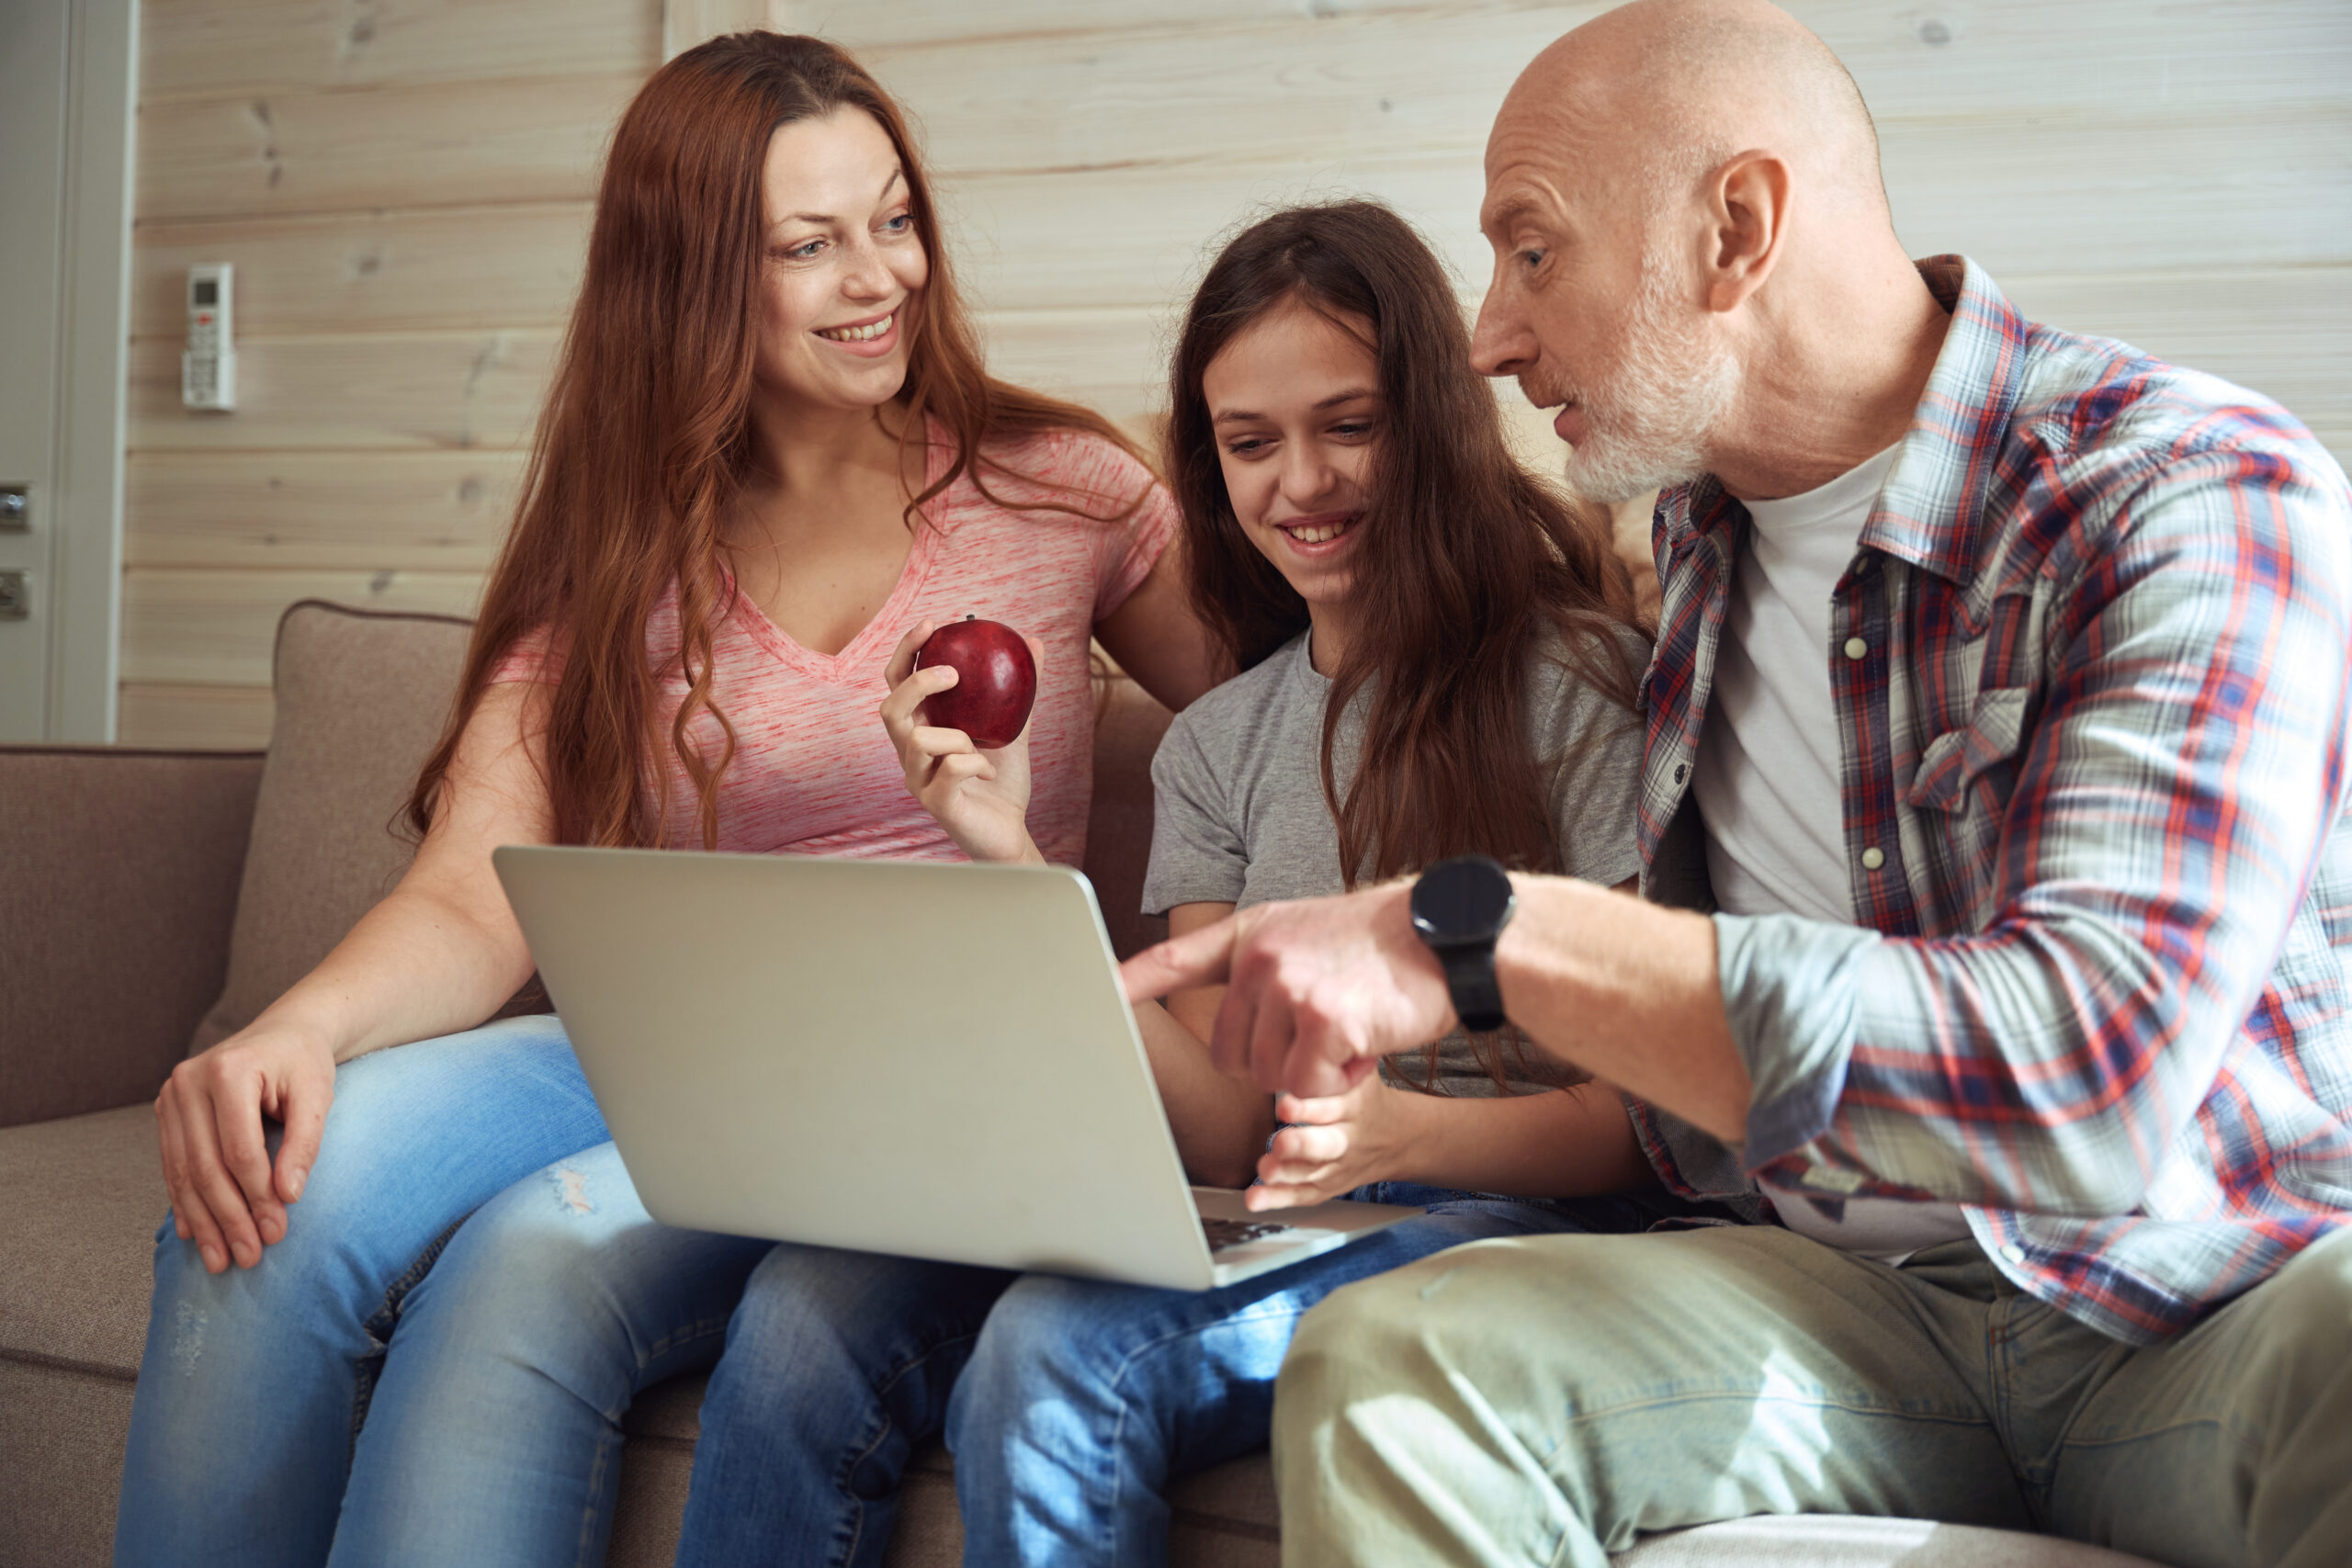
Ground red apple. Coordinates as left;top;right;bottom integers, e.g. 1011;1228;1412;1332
914;615;1037;750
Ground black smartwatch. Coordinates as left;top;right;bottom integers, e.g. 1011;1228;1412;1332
1409;854;1516;1032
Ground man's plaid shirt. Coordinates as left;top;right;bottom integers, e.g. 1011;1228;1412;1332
1629;255;2352;1345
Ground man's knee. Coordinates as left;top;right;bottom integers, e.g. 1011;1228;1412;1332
2202;1229;2352;1568
1272;1258;1447;1510
1281;1237;1593;1434
1277;1228;1785;1458
2264;1225;2352;1320
2240;1227;2352;1410
1283;1253;1444;1393
1273;1239;1640;1567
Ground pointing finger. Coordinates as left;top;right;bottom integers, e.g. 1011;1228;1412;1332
1245;985;1297;1095
1119;917;1237;1005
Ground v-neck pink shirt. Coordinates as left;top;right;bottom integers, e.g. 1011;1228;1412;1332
494;423;1174;864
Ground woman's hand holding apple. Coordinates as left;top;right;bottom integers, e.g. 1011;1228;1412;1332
880;618;1046;865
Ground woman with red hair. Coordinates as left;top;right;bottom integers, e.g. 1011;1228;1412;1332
113;33;1211;1567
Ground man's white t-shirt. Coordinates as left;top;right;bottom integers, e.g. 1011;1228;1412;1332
1692;443;1973;1263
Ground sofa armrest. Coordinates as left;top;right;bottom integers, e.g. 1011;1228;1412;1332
0;746;263;1127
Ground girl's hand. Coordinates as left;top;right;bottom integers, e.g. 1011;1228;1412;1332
1245;1071;1421;1211
879;620;1046;864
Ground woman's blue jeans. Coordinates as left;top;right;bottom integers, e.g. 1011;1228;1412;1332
111;1016;634;1567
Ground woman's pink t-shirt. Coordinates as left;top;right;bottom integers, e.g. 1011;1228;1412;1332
493;423;1174;865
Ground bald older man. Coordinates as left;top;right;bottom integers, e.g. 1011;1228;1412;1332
1122;2;2352;1564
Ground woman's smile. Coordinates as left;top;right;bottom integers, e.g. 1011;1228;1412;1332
814;307;899;355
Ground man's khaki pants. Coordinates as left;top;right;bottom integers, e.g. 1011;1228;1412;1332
1273;1224;2352;1568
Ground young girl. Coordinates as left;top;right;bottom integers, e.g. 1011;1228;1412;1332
112;34;1212;1567
666;201;1672;1566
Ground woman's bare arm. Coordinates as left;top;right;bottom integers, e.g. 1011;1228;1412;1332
154;681;559;1276
267;682;559;1056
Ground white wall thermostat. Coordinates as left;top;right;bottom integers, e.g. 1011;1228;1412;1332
182;263;237;411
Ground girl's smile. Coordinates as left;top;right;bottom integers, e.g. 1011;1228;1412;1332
1272;510;1363;554
1201;297;1385;669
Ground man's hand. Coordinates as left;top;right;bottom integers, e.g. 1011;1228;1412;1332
1120;883;1454;1095
154;1021;336;1274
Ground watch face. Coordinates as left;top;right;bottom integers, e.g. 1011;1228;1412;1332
1411;855;1514;943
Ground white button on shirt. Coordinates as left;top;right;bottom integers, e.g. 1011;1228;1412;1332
1693;441;1973;1265
1693;444;1902;925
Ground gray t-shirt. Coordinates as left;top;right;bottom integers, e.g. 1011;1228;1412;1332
1143;626;1648;1098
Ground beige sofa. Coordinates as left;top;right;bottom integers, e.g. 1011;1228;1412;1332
0;602;2162;1568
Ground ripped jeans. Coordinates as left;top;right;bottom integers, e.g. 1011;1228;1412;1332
112;1010;976;1568
113;1017;1682;1568
108;1015;735;1568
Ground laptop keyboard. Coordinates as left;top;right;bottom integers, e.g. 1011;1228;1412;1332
1202;1215;1295;1251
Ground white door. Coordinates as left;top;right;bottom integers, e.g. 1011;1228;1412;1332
0;0;135;741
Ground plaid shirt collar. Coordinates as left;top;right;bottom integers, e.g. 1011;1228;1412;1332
1665;255;2025;590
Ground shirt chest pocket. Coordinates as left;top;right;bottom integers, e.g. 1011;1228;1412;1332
1905;686;2031;818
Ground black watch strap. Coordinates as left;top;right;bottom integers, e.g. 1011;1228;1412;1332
1434;942;1508;1033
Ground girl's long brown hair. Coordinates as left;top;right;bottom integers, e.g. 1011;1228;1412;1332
1167;201;1645;1085
408;32;1143;849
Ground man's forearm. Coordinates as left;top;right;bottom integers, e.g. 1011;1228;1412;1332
1494;875;1751;1144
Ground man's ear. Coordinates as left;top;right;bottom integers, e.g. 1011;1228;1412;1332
1702;150;1791;314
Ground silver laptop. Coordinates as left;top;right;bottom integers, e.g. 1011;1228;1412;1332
492;846;1419;1292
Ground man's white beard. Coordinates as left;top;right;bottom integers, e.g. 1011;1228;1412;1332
1559;249;1740;505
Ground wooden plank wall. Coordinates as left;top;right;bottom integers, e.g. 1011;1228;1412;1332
122;0;2352;747
119;0;662;744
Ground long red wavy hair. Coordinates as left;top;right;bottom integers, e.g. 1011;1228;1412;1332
408;32;1142;849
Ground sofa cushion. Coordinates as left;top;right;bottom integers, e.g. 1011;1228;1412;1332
189;603;476;1054
0;1359;137;1568
0;1103;164;1378
0;749;262;1126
